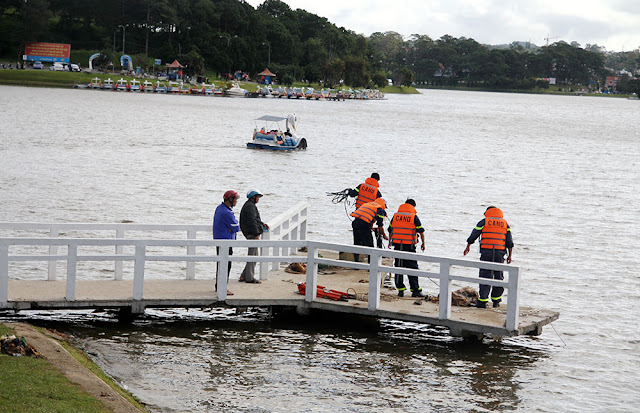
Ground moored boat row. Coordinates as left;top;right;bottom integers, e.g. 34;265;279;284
81;77;383;99
84;77;226;94
256;85;384;100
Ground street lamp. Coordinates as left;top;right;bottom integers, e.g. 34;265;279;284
219;35;237;48
262;42;271;66
118;25;126;54
219;35;237;77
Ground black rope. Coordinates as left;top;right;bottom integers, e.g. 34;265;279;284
326;189;350;204
327;189;354;222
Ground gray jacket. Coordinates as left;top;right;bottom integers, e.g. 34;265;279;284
240;200;264;238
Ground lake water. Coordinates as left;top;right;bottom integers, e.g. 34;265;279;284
0;85;639;412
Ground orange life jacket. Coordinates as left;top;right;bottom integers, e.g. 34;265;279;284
481;207;508;250
351;201;380;225
355;177;379;208
390;203;418;244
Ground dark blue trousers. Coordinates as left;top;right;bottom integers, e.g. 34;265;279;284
479;248;505;302
393;243;421;292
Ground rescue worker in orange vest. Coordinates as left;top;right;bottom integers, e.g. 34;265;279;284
350;197;388;263
388;199;426;297
348;173;382;210
463;206;514;308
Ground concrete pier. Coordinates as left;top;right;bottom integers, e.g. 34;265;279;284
2;263;558;338
0;213;559;339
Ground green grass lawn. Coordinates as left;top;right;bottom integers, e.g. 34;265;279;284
0;323;145;412
0;355;112;412
0;324;111;412
0;70;97;88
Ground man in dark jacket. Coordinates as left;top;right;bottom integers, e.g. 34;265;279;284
239;189;269;283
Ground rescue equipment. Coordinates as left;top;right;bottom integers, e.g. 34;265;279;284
297;283;356;301
350;201;381;224
327;189;350;204
481;207;508;250
355;177;379;208
389;203;418;245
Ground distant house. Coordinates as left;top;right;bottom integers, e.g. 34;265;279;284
166;59;185;80
605;76;619;92
257;68;276;84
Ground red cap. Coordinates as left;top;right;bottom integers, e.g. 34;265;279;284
223;190;238;200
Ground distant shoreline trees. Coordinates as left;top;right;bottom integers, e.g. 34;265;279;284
0;0;636;90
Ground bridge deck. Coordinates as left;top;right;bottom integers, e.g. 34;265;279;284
3;265;558;338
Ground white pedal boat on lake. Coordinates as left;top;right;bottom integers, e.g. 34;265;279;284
247;114;307;151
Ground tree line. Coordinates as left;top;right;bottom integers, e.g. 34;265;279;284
1;0;638;92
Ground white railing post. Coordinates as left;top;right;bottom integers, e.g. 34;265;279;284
270;229;280;272
300;211;307;241
281;220;290;264
48;228;59;280
305;243;318;302
186;230;196;280
0;241;8;305
438;261;452;321
115;229;124;280
217;246;229;301
133;243;146;300
506;267;520;331
65;243;77;301
368;250;382;311
291;226;298;256
260;231;270;280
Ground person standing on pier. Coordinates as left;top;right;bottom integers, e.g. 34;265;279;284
348;173;382;210
388;199;426;297
239;189;269;284
463;206;514;308
348;173;384;248
350;197;388;263
213;190;241;295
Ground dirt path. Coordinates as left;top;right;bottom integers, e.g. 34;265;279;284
6;322;141;412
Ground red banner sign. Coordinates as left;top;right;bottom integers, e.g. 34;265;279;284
24;42;71;59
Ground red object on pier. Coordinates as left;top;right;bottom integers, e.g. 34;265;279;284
297;283;354;301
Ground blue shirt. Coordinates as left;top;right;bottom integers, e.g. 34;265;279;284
213;203;240;240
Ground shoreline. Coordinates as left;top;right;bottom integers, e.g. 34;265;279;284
0;72;633;98
0;69;419;94
2;322;145;412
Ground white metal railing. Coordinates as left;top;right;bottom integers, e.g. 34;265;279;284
0;236;520;331
0;202;308;282
303;242;519;331
258;201;307;279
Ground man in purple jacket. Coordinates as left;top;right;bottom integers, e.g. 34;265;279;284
213;190;240;295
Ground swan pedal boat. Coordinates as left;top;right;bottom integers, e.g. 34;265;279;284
247;114;307;151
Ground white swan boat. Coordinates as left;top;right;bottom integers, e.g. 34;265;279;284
247;113;307;151
226;80;248;97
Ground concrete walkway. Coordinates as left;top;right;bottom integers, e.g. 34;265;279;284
4;261;558;338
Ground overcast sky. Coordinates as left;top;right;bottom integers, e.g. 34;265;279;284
245;0;640;52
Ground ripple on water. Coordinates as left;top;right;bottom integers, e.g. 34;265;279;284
1;87;639;411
